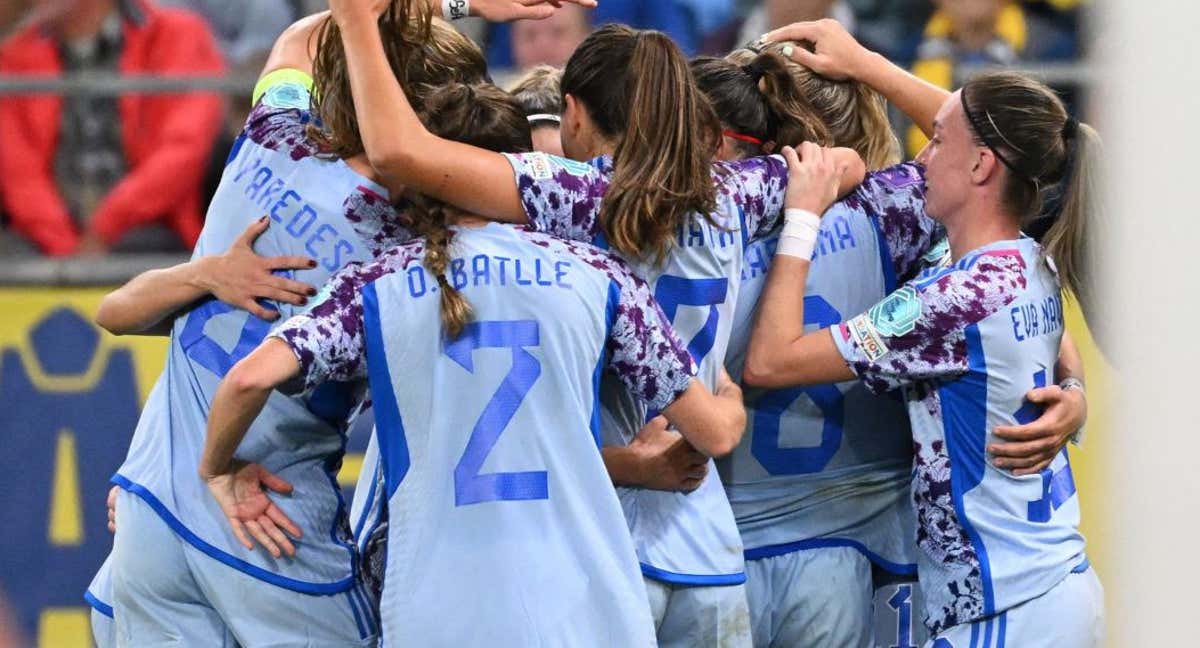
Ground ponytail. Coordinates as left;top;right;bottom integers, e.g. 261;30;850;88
564;26;720;262
751;51;830;150
409;201;474;338
405;82;533;339
961;72;1105;350
1041;122;1103;334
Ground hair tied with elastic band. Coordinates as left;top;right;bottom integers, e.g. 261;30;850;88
1062;116;1079;140
741;61;765;83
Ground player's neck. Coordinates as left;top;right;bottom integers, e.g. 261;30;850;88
945;197;1021;261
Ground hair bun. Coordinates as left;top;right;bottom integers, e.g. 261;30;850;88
741;61;765;83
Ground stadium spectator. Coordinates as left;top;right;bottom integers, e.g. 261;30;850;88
0;0;225;256
510;5;589;70
702;0;859;58
508;64;564;155
158;0;296;66
905;0;1076;155
486;0;701;70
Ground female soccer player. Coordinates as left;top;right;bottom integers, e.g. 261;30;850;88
509;64;564;156
693;48;937;648
332;2;863;642
696;39;1091;648
88;2;586;645
199;81;754;646
744;22;1103;647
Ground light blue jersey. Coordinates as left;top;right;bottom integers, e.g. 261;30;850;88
110;78;407;594
834;237;1090;636
721;163;938;573
505;151;788;585
274;224;699;646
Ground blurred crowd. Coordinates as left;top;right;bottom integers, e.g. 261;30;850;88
0;0;1088;258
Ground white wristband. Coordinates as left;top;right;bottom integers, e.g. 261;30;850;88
776;208;821;260
442;0;469;20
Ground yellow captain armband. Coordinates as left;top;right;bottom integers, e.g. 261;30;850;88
252;68;316;110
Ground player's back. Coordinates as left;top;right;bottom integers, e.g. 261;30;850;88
113;80;404;591
904;237;1086;632
366;224;656;646
503;150;791;584
719;163;936;572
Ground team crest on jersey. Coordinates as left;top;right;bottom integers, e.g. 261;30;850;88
550;155;594;177
868;286;922;337
263;82;311;111
848;315;889;362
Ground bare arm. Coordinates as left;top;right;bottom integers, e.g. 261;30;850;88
660;373;746;459
602;416;709;492
333;4;529;218
989;330;1089;475
765;19;950;139
259;11;329;79
744;143;858;388
94;219;315;336
199;338;304;558
831;146;867;197
200;339;301;479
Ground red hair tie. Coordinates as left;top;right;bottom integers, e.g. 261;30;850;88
723;130;764;146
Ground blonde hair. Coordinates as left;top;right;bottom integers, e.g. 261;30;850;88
308;11;488;158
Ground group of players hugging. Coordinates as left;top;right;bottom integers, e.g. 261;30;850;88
82;0;1105;646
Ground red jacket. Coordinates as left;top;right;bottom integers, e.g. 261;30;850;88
0;0;225;255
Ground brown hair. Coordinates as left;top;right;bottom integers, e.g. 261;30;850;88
561;25;721;262
407;83;533;338
308;9;490;158
691;52;825;159
508;64;563;123
961;71;1101;328
727;43;900;169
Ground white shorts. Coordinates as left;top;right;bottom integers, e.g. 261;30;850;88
110;489;376;647
86;554;116;648
928;568;1104;648
645;577;752;648
745;546;874;648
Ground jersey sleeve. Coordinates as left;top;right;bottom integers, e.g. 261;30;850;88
715;155;789;243
857;162;942;281
271;261;373;391
604;264;698;411
503;152;608;242
242;69;320;158
832;249;1028;393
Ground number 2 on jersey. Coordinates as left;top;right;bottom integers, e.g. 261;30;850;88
445;320;548;506
751;295;846;475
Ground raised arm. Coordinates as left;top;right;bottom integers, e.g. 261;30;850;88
763;19;950;139
259;11;330;79
743;143;858;388
331;2;531;219
95;219;316;336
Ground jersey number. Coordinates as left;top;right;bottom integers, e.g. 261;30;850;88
179;299;272;378
654;275;728;367
445;320;548;506
751;295;846;475
1015;370;1077;522
885;584;916;648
